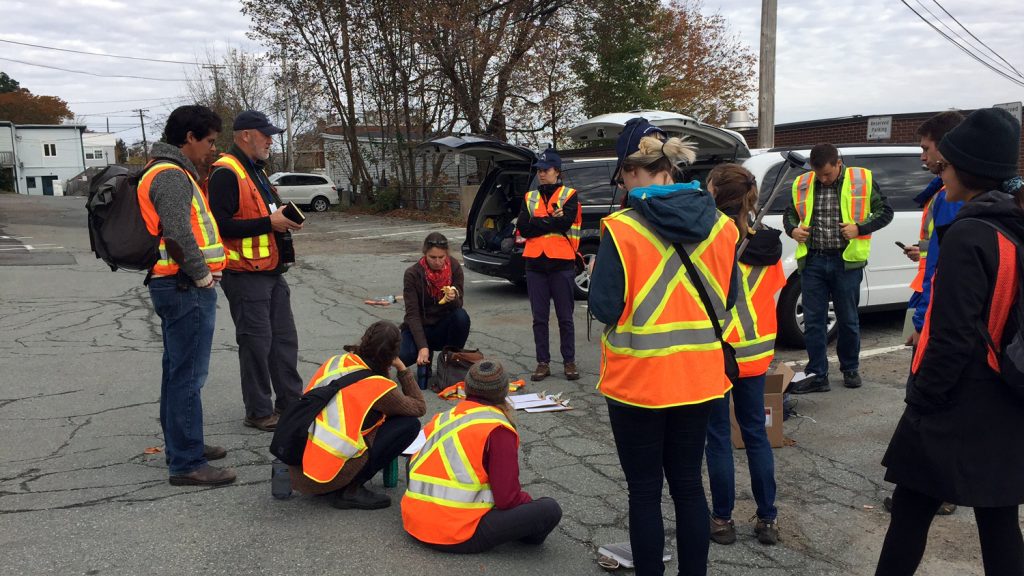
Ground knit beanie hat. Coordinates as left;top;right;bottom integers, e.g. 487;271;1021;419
465;359;509;403
939;107;1021;181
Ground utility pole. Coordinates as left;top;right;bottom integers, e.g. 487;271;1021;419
281;50;295;172
106;117;109;133
758;0;777;149
202;64;226;111
135;109;149;161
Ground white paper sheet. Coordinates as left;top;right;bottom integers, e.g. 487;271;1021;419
524;404;573;413
508;393;558;409
402;429;426;456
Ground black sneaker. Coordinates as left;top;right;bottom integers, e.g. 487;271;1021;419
843;370;863;389
754;518;780;545
789;374;830;394
330;484;391;510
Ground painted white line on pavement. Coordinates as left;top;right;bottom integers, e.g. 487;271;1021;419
470;279;509;284
0;236;31;240
784;344;909;367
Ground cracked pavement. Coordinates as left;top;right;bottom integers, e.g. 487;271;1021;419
0;194;1006;575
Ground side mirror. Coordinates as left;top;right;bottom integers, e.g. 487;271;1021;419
784;150;810;170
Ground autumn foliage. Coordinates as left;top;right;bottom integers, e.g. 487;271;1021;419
0;89;74;125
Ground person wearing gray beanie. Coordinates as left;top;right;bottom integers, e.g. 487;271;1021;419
876;107;1024;574
402;358;562;553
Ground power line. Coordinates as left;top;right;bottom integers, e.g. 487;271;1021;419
927;0;1024;79
0;37;200;65
910;0;1023;81
68;96;186;104
0;56;187;82
900;0;1024;88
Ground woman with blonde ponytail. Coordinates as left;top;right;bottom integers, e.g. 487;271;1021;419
590;117;740;576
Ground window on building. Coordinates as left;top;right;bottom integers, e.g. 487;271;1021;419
27;177;36;188
85;152;94;159
43;144;57;157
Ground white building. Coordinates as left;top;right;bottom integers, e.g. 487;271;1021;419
0;121;87;195
82;132;117;168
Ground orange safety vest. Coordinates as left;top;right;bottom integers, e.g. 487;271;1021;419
909;191;939;292
597;208;738;408
401;401;516;545
724;260;787;378
301;353;397;483
137;162;226;277
210;153;280;272
521;186;582;260
913;230;1018;375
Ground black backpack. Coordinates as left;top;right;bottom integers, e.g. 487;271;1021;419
963;218;1024;400
86;162;164;272
269;368;373;465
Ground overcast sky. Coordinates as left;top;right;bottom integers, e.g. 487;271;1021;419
1;0;1021;145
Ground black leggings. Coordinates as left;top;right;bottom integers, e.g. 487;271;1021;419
350;416;420;487
876;485;1024;576
427;497;563;554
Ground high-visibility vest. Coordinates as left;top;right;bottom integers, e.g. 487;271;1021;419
301;353;397;483
401;401;516;545
909;191;940;292
791;167;874;263
211;153;280;272
913;229;1018;376
521;186;582;260
724;260;787;378
137;162;226;277
597;209;738;408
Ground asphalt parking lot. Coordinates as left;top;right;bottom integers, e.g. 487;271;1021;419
0;194;1008;575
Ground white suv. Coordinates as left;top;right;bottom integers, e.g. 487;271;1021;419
269;172;339;212
745;145;932;346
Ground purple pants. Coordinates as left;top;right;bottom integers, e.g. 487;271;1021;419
526;269;576;364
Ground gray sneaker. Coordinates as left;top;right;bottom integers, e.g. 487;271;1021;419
755;518;780;545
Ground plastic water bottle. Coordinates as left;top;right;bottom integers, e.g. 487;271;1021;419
271;459;292;500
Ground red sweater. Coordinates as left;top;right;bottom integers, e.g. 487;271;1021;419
481;421;532;509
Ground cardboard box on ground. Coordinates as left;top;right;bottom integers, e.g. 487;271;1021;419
730;364;794;449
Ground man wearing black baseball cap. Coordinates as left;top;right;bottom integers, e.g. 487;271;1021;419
207;110;304;432
516;148;583;381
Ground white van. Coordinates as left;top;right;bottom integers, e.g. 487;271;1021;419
745;145;932;346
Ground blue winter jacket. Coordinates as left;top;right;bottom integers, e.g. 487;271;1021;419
909;177;963;331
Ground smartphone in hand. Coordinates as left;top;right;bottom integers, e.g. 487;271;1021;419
895;241;907;251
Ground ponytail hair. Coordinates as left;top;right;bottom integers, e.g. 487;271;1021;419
708;163;758;241
621;135;698;179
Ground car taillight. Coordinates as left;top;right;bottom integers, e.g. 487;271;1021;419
514;229;526;245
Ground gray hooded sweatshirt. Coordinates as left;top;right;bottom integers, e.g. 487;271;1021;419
147;141;211;282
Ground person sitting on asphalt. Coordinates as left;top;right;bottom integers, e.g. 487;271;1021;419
289;320;425;510
402;359;562;553
704;163;786;547
399;232;470;389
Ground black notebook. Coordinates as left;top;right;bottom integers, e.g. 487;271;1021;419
281;201;305;224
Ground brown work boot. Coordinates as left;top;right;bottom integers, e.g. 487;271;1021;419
531;362;550;382
754;517;780;545
710;516;736;545
169;464;237;487
564;362;580;381
244;413;279;432
203;444;227;461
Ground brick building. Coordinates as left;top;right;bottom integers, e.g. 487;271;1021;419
736;108;1024;171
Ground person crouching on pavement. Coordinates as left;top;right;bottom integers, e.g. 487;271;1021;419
289;321;425;510
399;232;470;389
875;108;1024;575
402;359;562;553
704;163;786;547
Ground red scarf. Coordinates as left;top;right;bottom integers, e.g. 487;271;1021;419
419;256;451;300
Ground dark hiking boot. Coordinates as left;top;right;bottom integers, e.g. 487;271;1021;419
564;362;580;381
203;444;226;461
710;517;736;545
789;374;831;394
330;484;391;510
843;370;863;389
244;413;279;432
169;464;237;487
531;362;551;382
755;518;780;545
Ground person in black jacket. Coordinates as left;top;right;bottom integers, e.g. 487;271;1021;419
875;107;1024;576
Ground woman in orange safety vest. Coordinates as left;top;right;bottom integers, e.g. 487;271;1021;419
589;117;739;576
703;163;785;547
402;359;562;553
288;321;425;510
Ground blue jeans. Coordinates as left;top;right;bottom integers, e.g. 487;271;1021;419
801;253;862;376
149;277;217;475
400;308;471;388
705;374;778;521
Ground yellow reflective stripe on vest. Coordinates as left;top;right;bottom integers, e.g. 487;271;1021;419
406;408;509;510
731;334;777;362
306;356;380;459
214;155;272;261
147;163;224;268
846;168;870;222
793;173;815;226
918;194;936;256
214;155;249;180
726;265;766;342
602;211;729;356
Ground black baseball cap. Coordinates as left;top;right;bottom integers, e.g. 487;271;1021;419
233;110;284;136
611;117;667;184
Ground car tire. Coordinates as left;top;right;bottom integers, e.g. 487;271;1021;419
572;243;599;301
311;196;330;212
776;273;838;348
